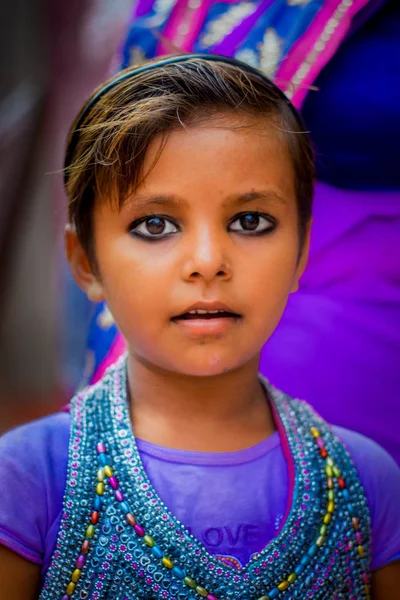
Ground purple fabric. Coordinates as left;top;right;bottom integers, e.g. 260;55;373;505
261;182;400;461
1;411;400;583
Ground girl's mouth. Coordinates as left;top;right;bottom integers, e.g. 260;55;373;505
172;309;241;321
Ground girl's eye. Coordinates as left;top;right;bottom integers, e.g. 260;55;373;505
229;212;275;235
130;216;179;239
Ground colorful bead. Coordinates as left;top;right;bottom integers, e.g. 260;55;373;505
126;513;136;527
120;501;131;514
76;555;86;569
323;513;332;525
358;545;365;558
97;469;105;482
86;525;95;539
338;477;346;489
310;427;320;438
104;465;113;477
98;453;107;467
320;448;328;458
333;465;341;477
96;482;104;496
267;588;279;599
144;535;154;547
93;495;102;511
109;476;118;490
162;557;174;569
327;477;333;489
152;546;163;559
115;490;124;502
66;582;76;595
277;580;289;591
96;443;106;454
207;595;218;600
327;501;335;513
316;536;325;547
134;524;145;537
184;577;196;589
71;569;81;583
287;573;297;584
90;511;99;525
81;540;90;554
325;465;333;477
196;586;208;597
172;566;185;579
352;517;359;530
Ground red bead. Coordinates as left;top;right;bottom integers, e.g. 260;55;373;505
81;540;90;554
320;448;328;458
90;511;99;525
338;477;346;489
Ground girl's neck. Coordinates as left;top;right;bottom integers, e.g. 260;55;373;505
127;353;276;453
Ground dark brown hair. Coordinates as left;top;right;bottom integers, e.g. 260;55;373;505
65;56;314;263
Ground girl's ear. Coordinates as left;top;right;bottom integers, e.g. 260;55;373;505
291;218;312;293
65;225;105;302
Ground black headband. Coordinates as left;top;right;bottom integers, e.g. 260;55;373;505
64;53;302;184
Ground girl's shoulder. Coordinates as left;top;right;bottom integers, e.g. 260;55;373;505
333;425;400;570
0;411;71;566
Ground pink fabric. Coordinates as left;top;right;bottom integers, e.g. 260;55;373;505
276;0;371;107
91;333;127;384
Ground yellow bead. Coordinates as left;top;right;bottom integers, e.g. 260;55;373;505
288;573;297;584
86;525;95;539
144;535;154;547
310;427;320;438
333;466;341;478
358;545;365;558
96;482;104;496
66;582;76;595
162;557;174;569
196;586;208;597
327;501;335;514
97;469;105;482
104;465;113;478
71;569;81;583
323;513;332;525
278;580;289;591
184;577;196;589
316;536;325;547
325;465;333;477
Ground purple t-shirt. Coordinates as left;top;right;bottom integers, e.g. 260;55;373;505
1;412;400;583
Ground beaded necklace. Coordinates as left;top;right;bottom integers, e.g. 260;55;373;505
40;357;371;600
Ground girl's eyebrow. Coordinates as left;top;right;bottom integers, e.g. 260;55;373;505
123;190;287;210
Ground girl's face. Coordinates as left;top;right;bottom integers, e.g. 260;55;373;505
69;115;310;377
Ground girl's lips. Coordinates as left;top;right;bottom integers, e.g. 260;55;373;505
171;313;242;338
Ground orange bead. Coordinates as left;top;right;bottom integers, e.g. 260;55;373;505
327;477;334;489
91;511;99;525
127;513;136;527
352;517;359;530
320;448;328;458
81;540;90;554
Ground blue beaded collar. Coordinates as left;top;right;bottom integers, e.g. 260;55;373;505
40;357;371;600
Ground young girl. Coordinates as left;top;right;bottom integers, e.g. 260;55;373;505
1;54;400;599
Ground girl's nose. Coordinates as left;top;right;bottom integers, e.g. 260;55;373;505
180;227;232;284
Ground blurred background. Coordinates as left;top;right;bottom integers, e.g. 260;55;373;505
0;0;399;464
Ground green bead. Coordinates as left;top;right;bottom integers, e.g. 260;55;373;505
258;597;270;600
86;525;95;539
328;489;334;501
320;524;327;536
325;465;333;477
196;586;208;597
184;577;196;589
326;457;334;467
144;535;154;547
333;466;341;477
287;573;297;584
